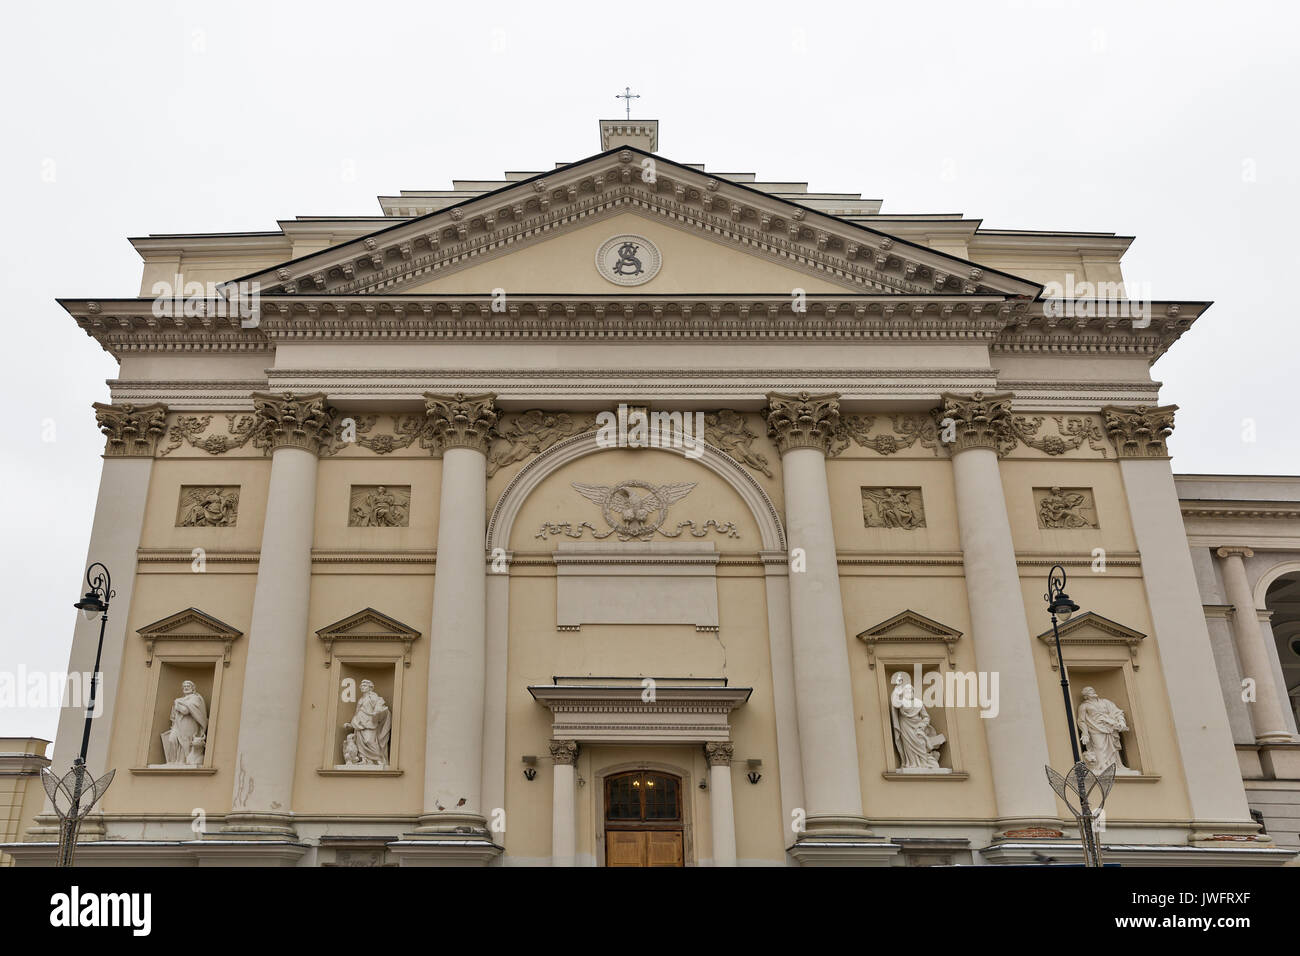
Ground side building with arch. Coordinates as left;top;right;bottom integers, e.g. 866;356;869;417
1178;474;1300;849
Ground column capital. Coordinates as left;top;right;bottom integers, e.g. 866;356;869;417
1102;404;1177;458
549;739;579;765
251;391;336;454
704;741;734;767
932;392;1016;455
424;392;499;454
93;401;168;457
1216;546;1255;560
764;391;840;456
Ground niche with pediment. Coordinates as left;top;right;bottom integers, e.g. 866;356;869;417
856;610;968;779
315;608;420;776
132;608;242;774
1035;611;1154;778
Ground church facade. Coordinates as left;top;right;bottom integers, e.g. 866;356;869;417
9;120;1298;866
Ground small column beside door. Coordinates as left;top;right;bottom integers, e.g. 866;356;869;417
550;740;578;867
705;742;737;867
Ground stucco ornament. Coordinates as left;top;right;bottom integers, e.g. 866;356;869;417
340;680;392;769
251;391;336;454
765;391;841;455
862;487;925;529
153;681;208;768
1077;687;1138;775
487;410;598;477
178;486;239;527
423;391;499;453
94;401;169;457
537;479;740;541
572;479;697;537
595;234;662;286
1038;486;1095;529
703;409;773;477
932;392;1018;456
1101;404;1177;458
889;672;947;772
348;485;410;527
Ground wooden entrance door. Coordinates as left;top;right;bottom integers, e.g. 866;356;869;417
604;771;685;867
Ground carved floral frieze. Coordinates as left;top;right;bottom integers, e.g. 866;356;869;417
150;399;1113;470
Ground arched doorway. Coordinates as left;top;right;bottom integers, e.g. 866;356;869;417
604;770;685;867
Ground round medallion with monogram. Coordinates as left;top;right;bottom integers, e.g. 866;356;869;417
595;234;662;286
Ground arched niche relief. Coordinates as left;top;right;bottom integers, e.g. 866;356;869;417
488;435;782;631
487;431;786;554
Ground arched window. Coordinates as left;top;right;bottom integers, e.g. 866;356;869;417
605;771;682;824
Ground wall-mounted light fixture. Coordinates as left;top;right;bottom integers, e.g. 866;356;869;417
746;758;763;785
522;755;538;781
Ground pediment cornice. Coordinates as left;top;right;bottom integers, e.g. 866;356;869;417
228;148;1041;299
64;292;1197;361
136;607;243;666
1035;610;1147;669
315;607;422;666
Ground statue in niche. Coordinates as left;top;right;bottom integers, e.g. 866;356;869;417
340;680;392;768
862;487;925;529
1077;686;1138;774
1038;486;1094;529
156;680;208;767
349;485;410;527
889;672;947;772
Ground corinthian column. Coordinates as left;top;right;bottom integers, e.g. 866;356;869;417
48;404;166;817
705;742;737;867
1103;405;1258;836
225;392;334;837
765;392;875;850
935;393;1057;832
1216;547;1293;743
417;392;499;840
550;739;578;867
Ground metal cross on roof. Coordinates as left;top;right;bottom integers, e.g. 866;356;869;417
616;86;640;120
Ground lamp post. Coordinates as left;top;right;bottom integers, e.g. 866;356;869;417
1042;564;1105;868
43;563;118;867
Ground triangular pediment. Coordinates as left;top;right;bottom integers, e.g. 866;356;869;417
315;607;421;667
137;607;242;640
316;607;421;641
232;147;1041;299
1035;611;1146;669
136;607;243;666
856;609;962;667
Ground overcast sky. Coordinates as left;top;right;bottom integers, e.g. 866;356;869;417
2;0;1297;742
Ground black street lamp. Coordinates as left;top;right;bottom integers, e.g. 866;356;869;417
42;563;118;867
1042;564;1108;868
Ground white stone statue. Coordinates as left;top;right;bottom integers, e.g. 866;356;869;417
156;680;207;768
339;680;391;768
889;671;947;772
1077;686;1138;775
